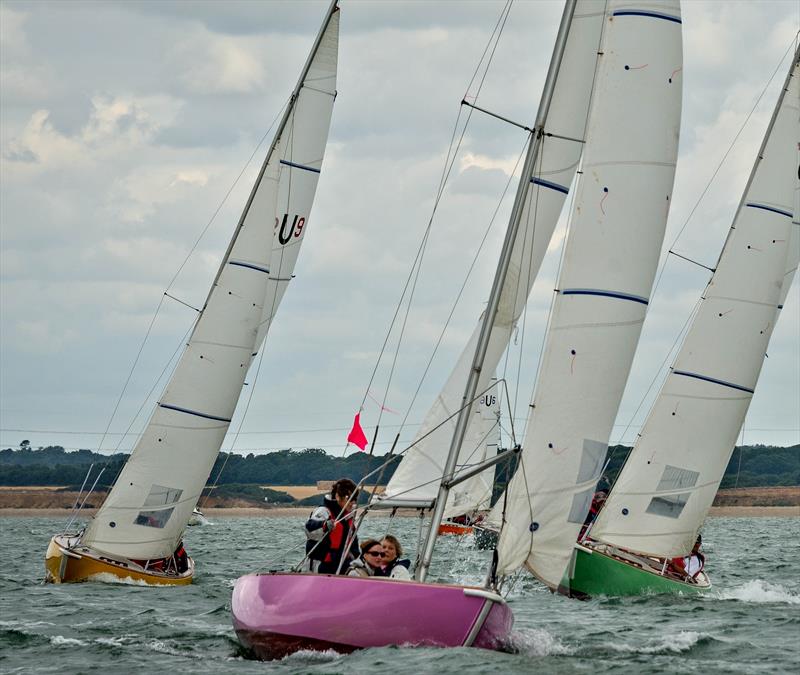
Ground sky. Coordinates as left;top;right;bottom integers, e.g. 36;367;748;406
1;0;798;458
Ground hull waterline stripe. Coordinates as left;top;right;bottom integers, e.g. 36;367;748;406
744;202;793;218
672;370;754;394
228;261;270;274
279;159;321;174
561;289;649;305
158;403;232;423
531;177;569;194
612;10;682;24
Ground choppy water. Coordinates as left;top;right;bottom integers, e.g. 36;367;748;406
1;514;798;674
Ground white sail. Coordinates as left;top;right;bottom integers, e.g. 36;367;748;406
591;53;799;558
381;0;604;508
81;9;340;560
495;1;683;587
442;377;502;519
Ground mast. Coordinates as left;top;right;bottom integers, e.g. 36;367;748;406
416;0;578;583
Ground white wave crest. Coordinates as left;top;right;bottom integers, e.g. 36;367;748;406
717;579;800;605
280;648;342;662
509;628;573;656
50;635;88;647
609;630;703;655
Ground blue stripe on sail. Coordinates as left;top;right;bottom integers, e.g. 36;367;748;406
531;177;569;194
279;159;321;174
672;370;754;394
561;288;649;305
745;202;792;218
158;403;232;423
612;10;682;24
228;260;270;274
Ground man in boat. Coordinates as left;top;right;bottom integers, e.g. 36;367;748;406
579;489;608;540
304;478;360;574
668;535;705;581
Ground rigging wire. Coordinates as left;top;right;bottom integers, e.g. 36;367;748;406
348;0;514;451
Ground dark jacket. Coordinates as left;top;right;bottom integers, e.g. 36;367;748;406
304;495;359;574
383;557;411;580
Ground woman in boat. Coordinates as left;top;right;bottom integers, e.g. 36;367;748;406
381;535;411;580
347;539;386;578
304;478;360;574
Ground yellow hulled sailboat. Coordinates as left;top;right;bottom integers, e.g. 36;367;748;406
45;2;341;585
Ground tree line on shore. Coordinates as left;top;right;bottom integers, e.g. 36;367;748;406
1;443;798;490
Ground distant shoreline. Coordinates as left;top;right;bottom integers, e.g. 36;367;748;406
0;505;797;518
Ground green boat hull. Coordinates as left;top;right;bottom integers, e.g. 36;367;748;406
567;544;710;597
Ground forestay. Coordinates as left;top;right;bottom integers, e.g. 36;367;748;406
380;0;604;510
591;52;800;558
495;1;683;587
81;10;340;560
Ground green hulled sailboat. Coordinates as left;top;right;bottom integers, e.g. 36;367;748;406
568;48;799;597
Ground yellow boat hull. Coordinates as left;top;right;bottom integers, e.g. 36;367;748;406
45;535;193;586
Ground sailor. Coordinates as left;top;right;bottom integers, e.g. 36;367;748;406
304;478;359;574
381;535;411;580
346;539;387;578
669;535;705;580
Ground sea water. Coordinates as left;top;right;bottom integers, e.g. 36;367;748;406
1;515;798;674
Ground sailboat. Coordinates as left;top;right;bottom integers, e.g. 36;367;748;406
567;47;799;597
231;0;682;658
44;2;341;586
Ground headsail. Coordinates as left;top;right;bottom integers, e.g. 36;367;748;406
442;377;502;519
380;0;604;509
495;0;683;587
591;51;799;558
81;7;340;561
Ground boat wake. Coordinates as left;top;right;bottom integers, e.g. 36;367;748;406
716;579;800;604
279;648;343;663
507;628;573;656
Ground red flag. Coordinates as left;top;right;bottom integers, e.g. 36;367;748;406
347;413;369;451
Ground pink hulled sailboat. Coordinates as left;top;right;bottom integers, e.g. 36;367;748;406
232;0;683;658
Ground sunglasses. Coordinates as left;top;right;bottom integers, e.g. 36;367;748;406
366;550;385;557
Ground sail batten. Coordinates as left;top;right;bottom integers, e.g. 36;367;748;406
80;7;340;561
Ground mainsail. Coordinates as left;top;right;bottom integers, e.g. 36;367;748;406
381;0;604;511
81;8;340;561
495;1;684;588
591;51;800;558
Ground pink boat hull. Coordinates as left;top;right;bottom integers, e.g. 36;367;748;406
231;572;514;660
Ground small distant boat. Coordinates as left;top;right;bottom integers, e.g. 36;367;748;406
569;47;799;598
44;0;339;586
188;508;209;527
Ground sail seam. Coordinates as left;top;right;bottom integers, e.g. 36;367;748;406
611;10;682;24
158;403;233;423
744;202;793;218
671;370;755;394
279;159;321;174
561;288;649;305
228;260;270;274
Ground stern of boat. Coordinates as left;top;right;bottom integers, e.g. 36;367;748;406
44;534;194;586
